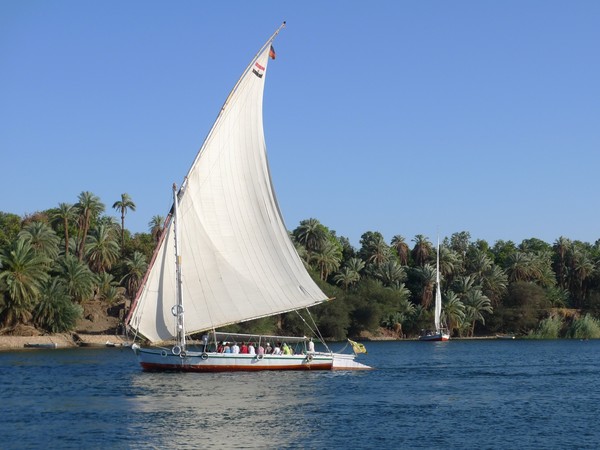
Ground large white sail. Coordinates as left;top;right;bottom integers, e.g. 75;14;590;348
434;241;442;332
128;31;329;343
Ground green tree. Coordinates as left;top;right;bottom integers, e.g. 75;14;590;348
480;265;508;307
0;212;21;250
311;239;342;281
358;231;389;266
0;238;50;325
148;215;165;244
390;235;410;265
442;291;465;336
75;191;105;261
293;218;328;263
415;263;436;308
56;255;96;303
373;260;406;288
121;251;148;298
333;267;360;291
113;193;136;250
18;221;60;261
51;203;77;256
463;289;493;336
552;236;571;289
411;234;432;266
85;224;120;272
33;279;83;332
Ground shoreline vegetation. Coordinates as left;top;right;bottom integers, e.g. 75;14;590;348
2;192;600;343
0;332;513;352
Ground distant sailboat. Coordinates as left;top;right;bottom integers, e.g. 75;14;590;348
126;23;370;371
419;239;450;341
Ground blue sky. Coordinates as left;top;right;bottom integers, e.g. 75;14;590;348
1;1;599;248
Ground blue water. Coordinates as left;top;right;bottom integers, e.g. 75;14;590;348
1;340;598;449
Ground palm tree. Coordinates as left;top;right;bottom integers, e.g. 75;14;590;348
310;239;342;281
75;191;105;261
463;289;493;336
51;203;77;256
113;193;136;249
33;279;83;333
415;263;436;308
56;255;96;303
481;265;508;306
465;248;492;280
293;218;328;263
148;215;165;244
440;246;462;281
346;257;365;275
553;236;572;289
0;238;50;326
505;251;534;282
373;260;406;287
569;248;595;307
121;251;148;298
411;234;432;266
18;221;60;261
85;224;120;272
333;267;360;291
449;231;471;258
451;274;478;298
367;235;390;266
390;235;410;265
442;291;466;336
95;273;125;305
358;231;389;266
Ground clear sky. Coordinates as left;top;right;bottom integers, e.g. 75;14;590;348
2;1;599;248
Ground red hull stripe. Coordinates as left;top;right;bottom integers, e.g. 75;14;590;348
140;362;333;372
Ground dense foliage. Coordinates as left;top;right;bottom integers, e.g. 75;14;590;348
1;197;600;339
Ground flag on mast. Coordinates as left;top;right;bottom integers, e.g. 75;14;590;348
348;339;367;354
269;45;276;60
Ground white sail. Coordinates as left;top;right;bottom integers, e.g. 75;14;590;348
434;240;442;332
128;32;329;343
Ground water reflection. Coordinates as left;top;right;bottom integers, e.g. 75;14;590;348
127;370;330;449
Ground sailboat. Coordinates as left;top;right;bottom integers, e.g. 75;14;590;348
126;23;370;372
419;239;450;341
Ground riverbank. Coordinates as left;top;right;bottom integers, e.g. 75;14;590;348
0;333;131;351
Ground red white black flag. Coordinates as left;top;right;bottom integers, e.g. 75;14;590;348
252;62;265;78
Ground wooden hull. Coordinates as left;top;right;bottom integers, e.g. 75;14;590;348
132;344;334;372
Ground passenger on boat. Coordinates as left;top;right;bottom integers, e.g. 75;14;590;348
248;343;256;355
231;342;240;354
282;343;291;355
265;343;273;354
223;342;231;353
257;343;265;355
272;343;282;355
240;342;248;354
308;338;315;353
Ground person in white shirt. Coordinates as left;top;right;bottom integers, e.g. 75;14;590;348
248;343;256;355
272;343;282;355
308;338;315;353
231;342;240;354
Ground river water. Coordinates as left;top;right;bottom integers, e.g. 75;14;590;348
1;339;598;449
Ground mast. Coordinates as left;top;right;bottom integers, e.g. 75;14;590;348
434;237;442;332
172;183;186;351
